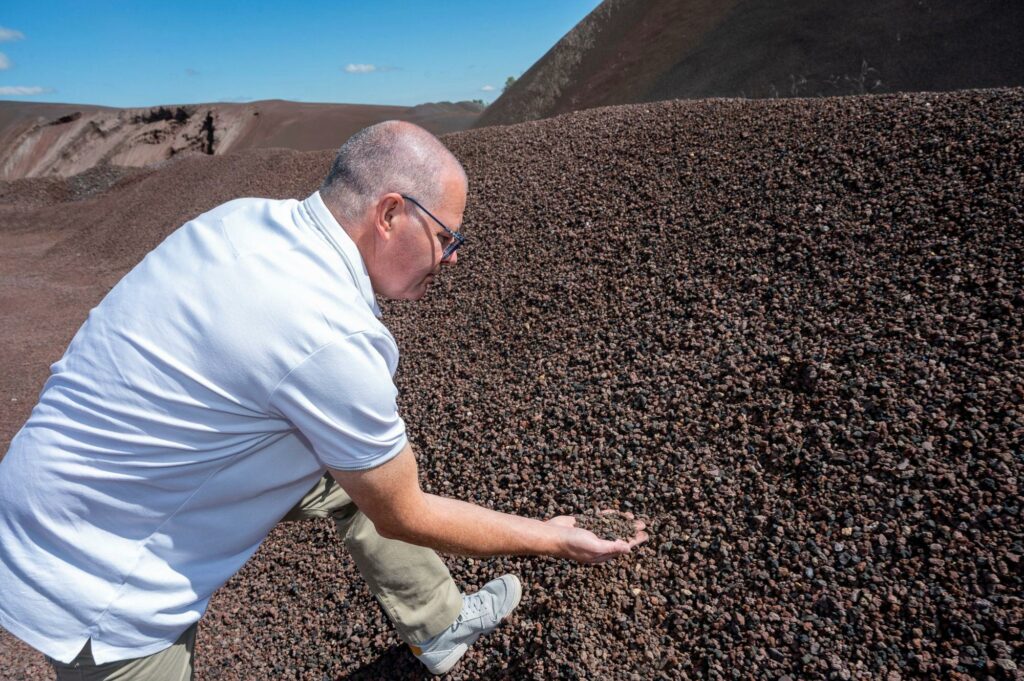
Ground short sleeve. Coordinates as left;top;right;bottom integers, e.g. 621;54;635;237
268;333;407;470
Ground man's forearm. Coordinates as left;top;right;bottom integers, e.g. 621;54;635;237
330;447;641;563
382;493;566;558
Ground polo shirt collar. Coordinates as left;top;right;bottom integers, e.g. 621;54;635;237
302;191;382;318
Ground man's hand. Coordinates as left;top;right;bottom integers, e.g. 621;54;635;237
545;513;649;564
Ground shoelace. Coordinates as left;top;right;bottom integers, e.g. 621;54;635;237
416;592;496;651
452;593;489;630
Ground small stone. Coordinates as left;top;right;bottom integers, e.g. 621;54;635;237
997;658;1017;672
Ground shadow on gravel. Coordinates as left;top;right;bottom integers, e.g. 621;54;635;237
346;643;535;680
347;645;426;680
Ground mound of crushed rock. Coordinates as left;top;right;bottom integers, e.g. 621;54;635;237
1;88;1021;680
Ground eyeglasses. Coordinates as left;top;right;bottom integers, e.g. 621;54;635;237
400;194;465;261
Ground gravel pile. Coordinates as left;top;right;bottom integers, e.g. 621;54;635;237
2;88;1022;679
0;164;144;207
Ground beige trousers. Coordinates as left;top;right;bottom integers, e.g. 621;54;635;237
47;626;197;681
48;474;462;680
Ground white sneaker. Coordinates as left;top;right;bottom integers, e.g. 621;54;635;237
410;574;522;675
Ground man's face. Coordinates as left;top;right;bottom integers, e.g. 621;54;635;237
372;172;467;300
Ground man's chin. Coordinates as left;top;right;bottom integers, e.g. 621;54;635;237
381;277;433;301
379;289;424;302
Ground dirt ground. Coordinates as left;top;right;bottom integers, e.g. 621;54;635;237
1;88;1022;679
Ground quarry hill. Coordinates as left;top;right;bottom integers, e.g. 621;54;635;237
0;99;483;180
478;0;1024;126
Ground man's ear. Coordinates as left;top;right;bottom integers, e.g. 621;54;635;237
374;193;403;240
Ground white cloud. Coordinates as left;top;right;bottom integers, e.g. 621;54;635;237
343;63;397;74
0;86;52;96
0;27;25;42
0;53;9;70
481;84;495;92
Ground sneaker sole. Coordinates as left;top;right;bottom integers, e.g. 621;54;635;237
503;574;523;617
425;642;470;675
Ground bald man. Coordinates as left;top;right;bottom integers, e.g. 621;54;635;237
0;121;646;679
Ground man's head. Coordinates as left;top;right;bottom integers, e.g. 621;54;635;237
320;121;468;300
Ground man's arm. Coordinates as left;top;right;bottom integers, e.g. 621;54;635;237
331;443;647;564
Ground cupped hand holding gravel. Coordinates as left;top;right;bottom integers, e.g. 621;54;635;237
545;511;648;564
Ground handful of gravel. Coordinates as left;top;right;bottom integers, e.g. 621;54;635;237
573;510;644;541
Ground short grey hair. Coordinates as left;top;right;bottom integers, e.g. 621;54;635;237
320;120;465;221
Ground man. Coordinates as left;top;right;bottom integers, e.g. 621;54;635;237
0;121;646;679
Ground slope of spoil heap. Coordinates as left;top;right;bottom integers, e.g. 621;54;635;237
1;88;1022;679
477;0;1024;127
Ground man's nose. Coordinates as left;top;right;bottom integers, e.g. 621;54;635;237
442;250;458;265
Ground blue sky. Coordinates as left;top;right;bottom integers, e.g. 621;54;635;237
0;1;601;107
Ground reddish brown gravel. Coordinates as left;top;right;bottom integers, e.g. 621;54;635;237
2;88;1022;679
574;511;644;542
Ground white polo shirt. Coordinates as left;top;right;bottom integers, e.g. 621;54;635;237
0;191;408;664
